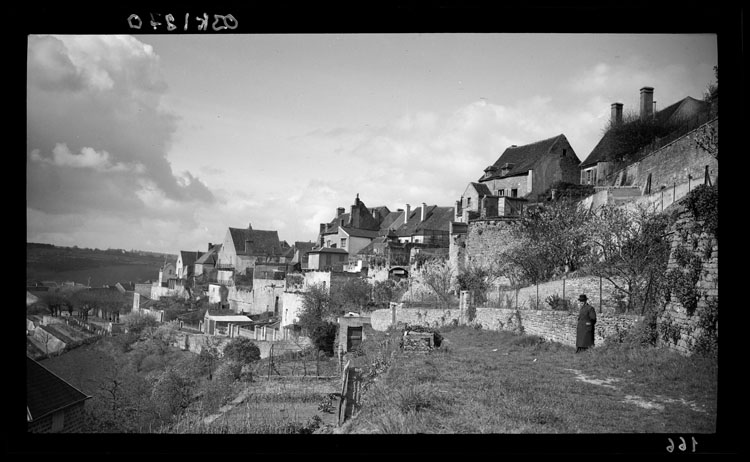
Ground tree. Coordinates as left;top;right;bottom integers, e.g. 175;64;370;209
456;260;499;305
588;203;672;314
222;337;261;379
334;277;372;312
150;366;196;420
419;258;455;305
298;283;335;336
372;279;407;307
501;199;593;285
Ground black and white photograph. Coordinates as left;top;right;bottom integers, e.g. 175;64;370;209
19;4;740;456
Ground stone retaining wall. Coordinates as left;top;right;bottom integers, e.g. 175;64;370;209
371;300;641;348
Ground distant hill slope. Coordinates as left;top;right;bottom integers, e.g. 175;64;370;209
27;243;177;287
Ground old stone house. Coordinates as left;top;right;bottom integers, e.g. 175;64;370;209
27;356;91;433
579;86;714;187
474;133;580;202
216;223;288;277
194;243;222;278
176;250;203;280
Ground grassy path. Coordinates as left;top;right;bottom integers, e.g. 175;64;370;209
340;326;717;434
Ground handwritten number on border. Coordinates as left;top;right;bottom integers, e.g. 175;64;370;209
667;437;698;453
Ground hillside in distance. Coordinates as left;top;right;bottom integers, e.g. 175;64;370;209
27;243;177;287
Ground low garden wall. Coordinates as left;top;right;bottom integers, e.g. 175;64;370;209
371;298;641;349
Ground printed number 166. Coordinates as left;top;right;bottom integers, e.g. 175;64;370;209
667;437;697;452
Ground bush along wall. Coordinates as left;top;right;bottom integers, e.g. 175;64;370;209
659;186;718;356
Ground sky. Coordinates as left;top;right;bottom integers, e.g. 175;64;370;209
26;33;717;255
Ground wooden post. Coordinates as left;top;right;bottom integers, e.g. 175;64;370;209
599;277;603;313
536;284;539;310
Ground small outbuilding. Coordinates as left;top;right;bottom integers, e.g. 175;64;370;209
202;309;253;336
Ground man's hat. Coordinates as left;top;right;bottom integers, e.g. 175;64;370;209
578;294;588;302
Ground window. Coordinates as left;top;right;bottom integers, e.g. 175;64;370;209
325;254;332;265
341;238;347;249
511;188;518;198
467;197;472;207
562;148;567;157
497;189;504;196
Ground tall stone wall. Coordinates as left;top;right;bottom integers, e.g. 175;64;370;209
657;205;718;355
632;120;718;191
462;218;517;271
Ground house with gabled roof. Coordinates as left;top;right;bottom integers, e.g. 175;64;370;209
194;243;222;277
580;87;713;187
176;250;203;280
478;134;580;200
27;356;91;433
217;223;287;276
290;241;316;271
454;134;579;221
318;194;386;255
393;203;454;246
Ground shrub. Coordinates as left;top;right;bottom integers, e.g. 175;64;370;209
311;322;338;356
544;294;570;311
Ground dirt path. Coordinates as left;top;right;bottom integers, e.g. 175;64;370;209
563;368;708;414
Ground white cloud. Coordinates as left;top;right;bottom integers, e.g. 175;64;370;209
30;143;139;172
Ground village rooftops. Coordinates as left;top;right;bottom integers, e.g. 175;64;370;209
394;205;454;237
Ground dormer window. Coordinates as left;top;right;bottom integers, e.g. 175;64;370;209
500;163;514;176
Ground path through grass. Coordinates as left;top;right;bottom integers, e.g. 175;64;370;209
342;326;717;434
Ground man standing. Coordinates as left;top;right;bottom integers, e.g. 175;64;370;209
576;294;596;353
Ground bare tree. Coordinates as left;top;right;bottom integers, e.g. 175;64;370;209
587;203;672;314
419;258;455;305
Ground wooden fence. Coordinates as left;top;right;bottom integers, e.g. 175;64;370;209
338;362;362;426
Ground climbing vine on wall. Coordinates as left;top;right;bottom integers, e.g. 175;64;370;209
664;244;704;316
691;297;719;356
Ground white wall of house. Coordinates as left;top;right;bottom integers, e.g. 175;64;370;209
281;292;304;330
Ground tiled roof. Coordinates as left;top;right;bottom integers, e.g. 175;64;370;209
480;135;565;181
179;251;203;266
470;182;493;196
580;96;710;168
27;356;90;422
378;211;405;232
228;228;283;256
195;244;222;265
394;206;454;237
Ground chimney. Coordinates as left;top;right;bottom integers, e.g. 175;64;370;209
337;207;345;217
421;203;427;222
208;242;213;251
404;204;411;226
611;102;623;126
640;87;654;120
248;222;253;230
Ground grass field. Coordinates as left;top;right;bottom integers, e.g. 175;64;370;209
340;326;718;435
27;243;171;286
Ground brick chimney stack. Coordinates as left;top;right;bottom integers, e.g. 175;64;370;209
640;87;654;120
611;102;623;126
337;207;345;217
421;203;427;222
404;204;411;226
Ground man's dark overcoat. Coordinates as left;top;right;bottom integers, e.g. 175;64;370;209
576;302;597;348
